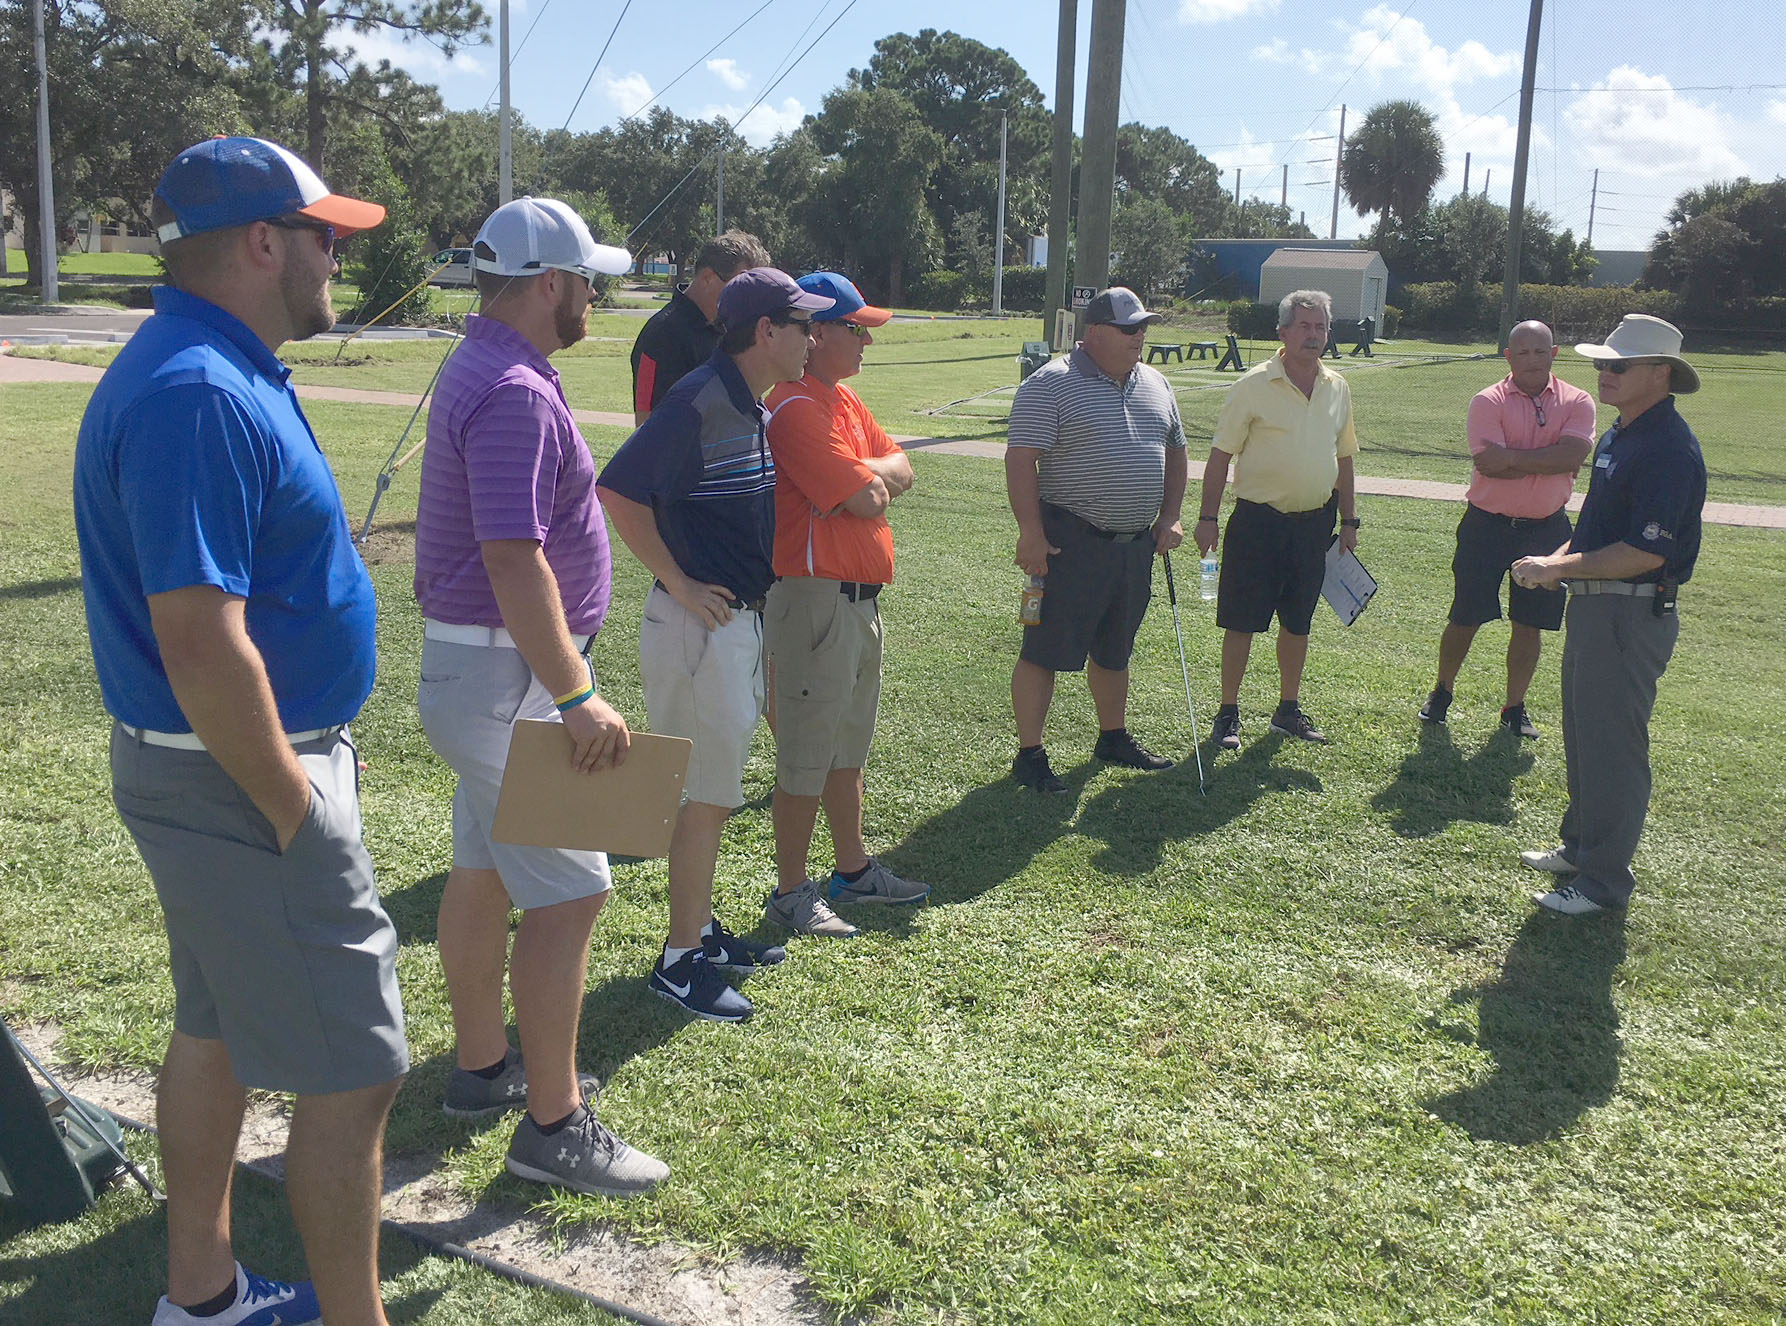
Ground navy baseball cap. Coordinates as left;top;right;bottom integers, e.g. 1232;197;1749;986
717;267;834;329
154;137;385;244
797;271;891;326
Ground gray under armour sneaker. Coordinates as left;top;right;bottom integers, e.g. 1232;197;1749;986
504;1107;668;1197
763;878;858;937
827;859;931;906
443;1047;601;1119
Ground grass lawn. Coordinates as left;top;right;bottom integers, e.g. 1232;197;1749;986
2;336;1784;1322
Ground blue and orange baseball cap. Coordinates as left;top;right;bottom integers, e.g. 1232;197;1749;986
154;137;386;243
797;271;891;326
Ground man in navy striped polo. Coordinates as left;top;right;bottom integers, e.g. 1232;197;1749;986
1005;287;1189;793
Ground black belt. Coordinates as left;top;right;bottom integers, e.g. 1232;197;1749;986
839;581;881;601
1468;502;1562;529
654;579;765;613
1043;502;1151;543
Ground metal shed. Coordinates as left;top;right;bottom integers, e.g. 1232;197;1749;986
1259;249;1390;326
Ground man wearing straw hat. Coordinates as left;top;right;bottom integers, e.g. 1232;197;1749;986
1511;314;1707;916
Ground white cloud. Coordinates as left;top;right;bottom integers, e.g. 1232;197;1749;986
1769;99;1786;125
699;97;807;148
1178;0;1280;24
1562;68;1748;179
599;70;656;119
1253;6;1514;98
707;58;749;91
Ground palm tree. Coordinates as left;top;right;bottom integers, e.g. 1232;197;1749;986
1339;100;1447;239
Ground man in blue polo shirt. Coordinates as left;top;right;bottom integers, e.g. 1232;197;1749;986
73;137;406;1326
598;267;832;1023
1512;314;1707;916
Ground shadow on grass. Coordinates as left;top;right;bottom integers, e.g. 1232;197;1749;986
1371;723;1535;838
0;1167;442;1322
0;575;81;601
1426;909;1627;1143
880;762;1092;906
1076;733;1321;875
381;869;448;947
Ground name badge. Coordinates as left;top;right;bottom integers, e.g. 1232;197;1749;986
1594;453;1612;469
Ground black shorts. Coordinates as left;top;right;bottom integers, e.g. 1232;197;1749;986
1216;495;1337;636
1449;503;1571;630
1019;503;1155;673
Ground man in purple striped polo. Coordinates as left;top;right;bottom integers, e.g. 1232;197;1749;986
414;197;667;1197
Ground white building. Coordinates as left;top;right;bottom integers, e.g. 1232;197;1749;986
1259;248;1390;326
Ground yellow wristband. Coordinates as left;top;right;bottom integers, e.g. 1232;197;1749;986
553;683;594;709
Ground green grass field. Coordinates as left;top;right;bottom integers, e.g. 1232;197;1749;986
2;331;1783;1322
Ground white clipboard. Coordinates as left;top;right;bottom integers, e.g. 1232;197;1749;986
1322;542;1378;626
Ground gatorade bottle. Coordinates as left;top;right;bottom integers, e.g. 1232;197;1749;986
1019;574;1045;626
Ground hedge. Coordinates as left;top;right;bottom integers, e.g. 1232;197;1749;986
1227;300;1279;340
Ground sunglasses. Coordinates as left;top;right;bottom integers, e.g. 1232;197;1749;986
1599;358;1660;375
1108;322;1147;337
831;321;871;339
267;217;337;255
770;312;813;329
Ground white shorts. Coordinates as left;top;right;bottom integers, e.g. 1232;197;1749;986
417;638;612;908
639;584;764;808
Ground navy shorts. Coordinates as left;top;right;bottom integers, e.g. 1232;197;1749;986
1216;494;1337;636
1449;504;1571;630
1019;503;1156;673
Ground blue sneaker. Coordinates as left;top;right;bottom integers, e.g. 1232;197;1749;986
703;917;786;974
153;1263;319;1325
648;948;753;1022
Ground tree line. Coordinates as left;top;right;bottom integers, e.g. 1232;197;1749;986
3;4;1771;321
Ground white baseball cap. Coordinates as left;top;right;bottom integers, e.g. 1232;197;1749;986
472;197;632;282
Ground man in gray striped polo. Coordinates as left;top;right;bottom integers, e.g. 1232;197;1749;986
1005;287;1189;793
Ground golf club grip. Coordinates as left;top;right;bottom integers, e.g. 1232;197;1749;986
1162;551;1178;605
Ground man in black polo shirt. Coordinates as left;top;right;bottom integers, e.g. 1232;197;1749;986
630;230;771;423
1511;314;1706;915
1005;287;1188;793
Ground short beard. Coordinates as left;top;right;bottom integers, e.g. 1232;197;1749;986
279;246;335;341
554;281;588;349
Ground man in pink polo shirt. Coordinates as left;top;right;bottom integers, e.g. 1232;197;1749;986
1419;319;1597;737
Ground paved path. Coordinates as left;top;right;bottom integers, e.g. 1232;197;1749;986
6;351;1782;531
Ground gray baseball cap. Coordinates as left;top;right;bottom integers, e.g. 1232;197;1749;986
1084;287;1162;327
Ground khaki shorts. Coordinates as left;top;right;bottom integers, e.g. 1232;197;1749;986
416;638;613;908
764;577;883;796
640;584;764;808
110;725;409;1096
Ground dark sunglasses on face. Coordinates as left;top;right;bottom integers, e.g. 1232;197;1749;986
267;217;337;255
1108;322;1147;337
831;321;870;338
770;312;812;329
1599;358;1657;375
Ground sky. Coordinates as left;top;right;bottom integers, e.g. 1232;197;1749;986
356;0;1786;251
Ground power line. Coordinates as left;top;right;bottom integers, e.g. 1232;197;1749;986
481;0;553;109
561;0;638;132
619;0;780;124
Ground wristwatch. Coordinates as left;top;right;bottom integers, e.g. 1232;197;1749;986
1340;518;1361;529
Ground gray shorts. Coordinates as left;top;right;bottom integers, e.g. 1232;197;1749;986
416;638;613;908
110;725;409;1096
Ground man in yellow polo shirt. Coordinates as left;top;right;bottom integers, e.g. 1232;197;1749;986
1194;289;1359;748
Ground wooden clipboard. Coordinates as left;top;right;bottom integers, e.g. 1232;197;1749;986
491;721;692;859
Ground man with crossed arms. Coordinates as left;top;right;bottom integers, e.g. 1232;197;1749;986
762;271;930;937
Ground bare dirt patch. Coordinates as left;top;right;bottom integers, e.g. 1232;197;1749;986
13;1022;826;1326
358;520;417;567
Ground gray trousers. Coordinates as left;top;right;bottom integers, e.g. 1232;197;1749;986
1557;593;1680;907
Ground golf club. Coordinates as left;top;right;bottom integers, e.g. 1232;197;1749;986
1160;552;1208;796
4;1024;164;1202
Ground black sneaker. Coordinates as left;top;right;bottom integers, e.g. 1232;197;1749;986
703;917;787;974
1500;703;1541;739
648;949;753;1022
1093;728;1174;771
1012;746;1068;793
1419;686;1452;724
1269;702;1328;743
1211;706;1241;751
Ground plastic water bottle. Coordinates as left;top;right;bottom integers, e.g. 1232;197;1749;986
1200;557;1219;602
1019;574;1045;626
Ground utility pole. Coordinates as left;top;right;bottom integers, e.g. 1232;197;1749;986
1587;167;1599;247
992;111;1008;315
1043;0;1077;338
1483;169;1491;198
715;135;725;234
1280;163;1287;208
498;0;512;204
1496;0;1543;350
1462;152;1471;197
1329;104;1346;239
33;0;57;302
1233;168;1240;204
1074;0;1124;308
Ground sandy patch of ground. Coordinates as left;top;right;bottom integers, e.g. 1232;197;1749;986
13;1023;826;1326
